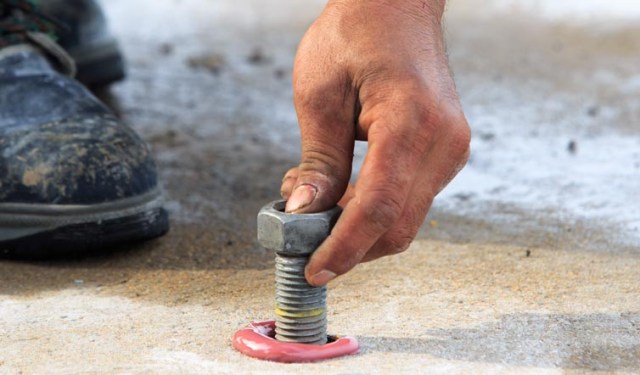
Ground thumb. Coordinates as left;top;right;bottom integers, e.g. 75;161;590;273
286;84;356;214
285;117;355;214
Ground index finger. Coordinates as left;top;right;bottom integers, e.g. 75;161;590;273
305;104;436;285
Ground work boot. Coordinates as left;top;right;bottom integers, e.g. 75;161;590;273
0;0;168;258
38;0;125;86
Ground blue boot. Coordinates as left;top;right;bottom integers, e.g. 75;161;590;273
0;0;168;258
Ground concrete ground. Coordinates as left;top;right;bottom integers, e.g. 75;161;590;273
1;0;639;373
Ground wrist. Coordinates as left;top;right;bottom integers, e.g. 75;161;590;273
326;0;445;25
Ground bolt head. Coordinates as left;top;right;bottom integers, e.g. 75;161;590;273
257;200;341;255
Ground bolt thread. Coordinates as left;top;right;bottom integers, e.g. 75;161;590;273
274;253;327;344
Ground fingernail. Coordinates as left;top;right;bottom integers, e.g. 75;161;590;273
285;184;317;213
309;269;337;286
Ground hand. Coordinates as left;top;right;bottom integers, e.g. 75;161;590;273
280;0;470;286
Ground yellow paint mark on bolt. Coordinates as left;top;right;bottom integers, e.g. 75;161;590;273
275;307;325;318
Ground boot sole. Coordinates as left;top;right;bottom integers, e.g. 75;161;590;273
68;37;126;87
0;188;168;259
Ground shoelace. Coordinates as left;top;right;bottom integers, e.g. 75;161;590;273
0;0;59;48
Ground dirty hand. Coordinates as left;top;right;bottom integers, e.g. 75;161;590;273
280;0;470;286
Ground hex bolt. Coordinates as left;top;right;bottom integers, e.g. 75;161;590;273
257;200;341;345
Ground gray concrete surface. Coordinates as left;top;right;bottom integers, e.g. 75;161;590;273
1;0;639;373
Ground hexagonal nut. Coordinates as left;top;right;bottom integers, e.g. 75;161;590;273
257;200;342;255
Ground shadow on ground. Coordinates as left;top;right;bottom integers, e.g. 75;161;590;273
359;312;640;371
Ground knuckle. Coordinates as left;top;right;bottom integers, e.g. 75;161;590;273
299;148;344;178
376;234;412;256
439;104;471;151
387;223;419;255
449;120;471;161
397;90;445;149
421;99;471;163
389;238;412;255
412;89;469;139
